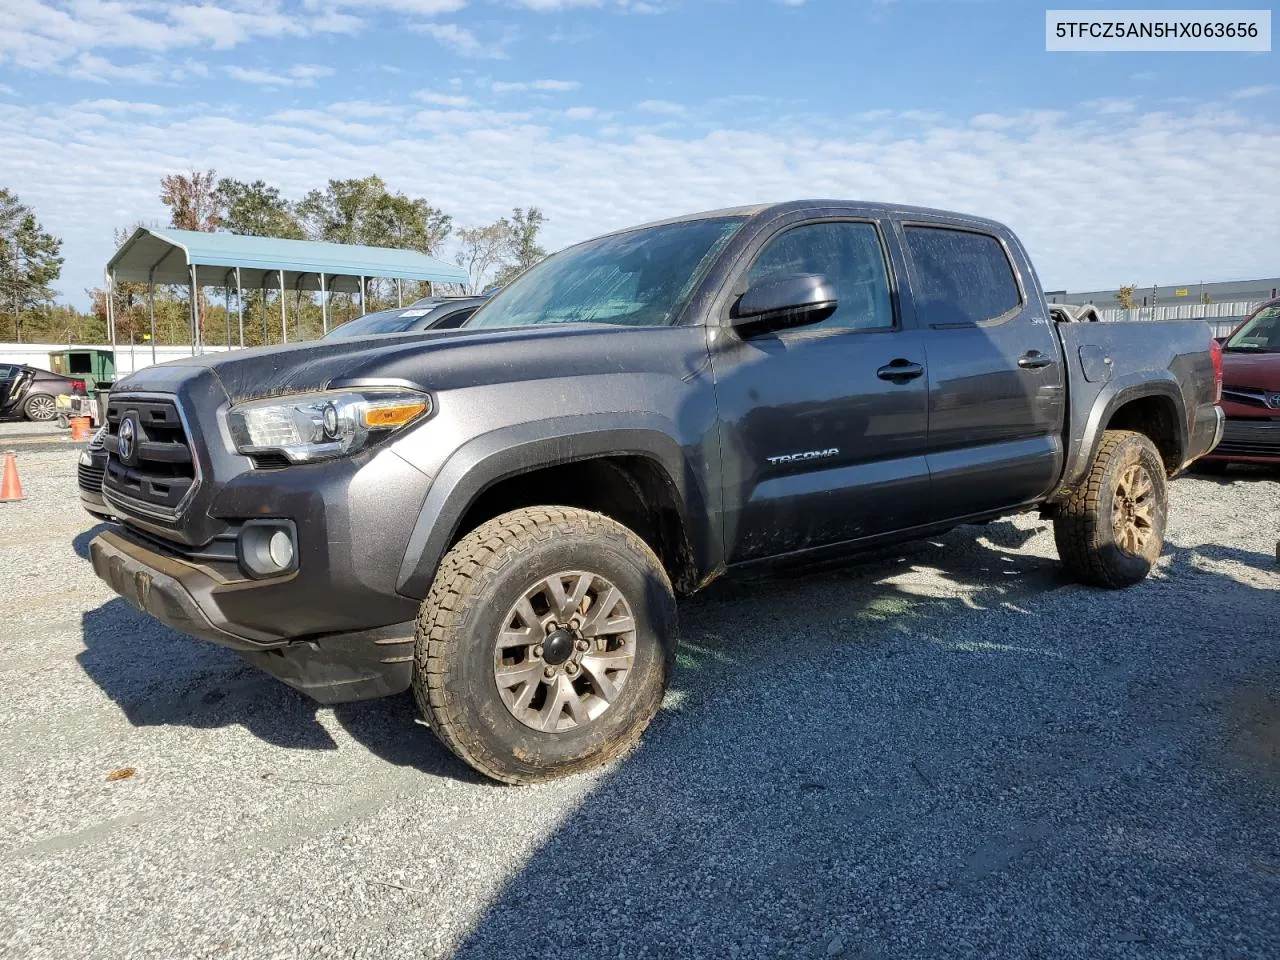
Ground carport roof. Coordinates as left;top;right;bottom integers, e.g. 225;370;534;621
105;226;468;292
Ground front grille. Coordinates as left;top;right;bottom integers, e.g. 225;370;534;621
77;459;105;494
1215;418;1280;458
1222;388;1280;410
103;395;198;515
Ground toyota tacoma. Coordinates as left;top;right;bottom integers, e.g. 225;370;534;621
86;201;1224;783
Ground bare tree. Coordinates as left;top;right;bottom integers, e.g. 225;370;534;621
455;221;514;295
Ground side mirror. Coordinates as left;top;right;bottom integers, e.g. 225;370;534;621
731;273;837;334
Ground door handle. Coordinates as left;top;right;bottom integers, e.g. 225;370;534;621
876;359;924;383
1018;351;1055;370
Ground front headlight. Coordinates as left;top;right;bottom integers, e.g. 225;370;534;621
226;389;430;463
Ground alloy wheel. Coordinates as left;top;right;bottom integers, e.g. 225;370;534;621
26;395;56;421
493;571;637;733
1112;462;1155;555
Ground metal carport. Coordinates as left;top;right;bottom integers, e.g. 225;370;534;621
104;227;470;361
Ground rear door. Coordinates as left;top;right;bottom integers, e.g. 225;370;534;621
898;222;1066;519
711;216;932;562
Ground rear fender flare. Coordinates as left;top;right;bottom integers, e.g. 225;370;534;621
1062;373;1188;492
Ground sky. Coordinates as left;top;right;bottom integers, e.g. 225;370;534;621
0;0;1277;307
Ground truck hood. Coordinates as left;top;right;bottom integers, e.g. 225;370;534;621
113;323;703;405
1221;351;1280;391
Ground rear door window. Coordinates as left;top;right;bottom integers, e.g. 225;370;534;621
903;226;1021;326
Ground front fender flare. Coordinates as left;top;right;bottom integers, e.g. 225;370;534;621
394;414;710;600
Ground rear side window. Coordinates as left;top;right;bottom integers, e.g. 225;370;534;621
903;226;1021;326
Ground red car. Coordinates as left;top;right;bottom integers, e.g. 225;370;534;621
1202;298;1280;466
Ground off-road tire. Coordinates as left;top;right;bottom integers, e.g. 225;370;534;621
413;506;677;784
1053;429;1168;589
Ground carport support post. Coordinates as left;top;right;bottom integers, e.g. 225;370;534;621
188;263;200;356
147;268;157;366
224;277;231;348
360;275;367;316
106;269;117;355
279;268;288;344
396;278;403;308
261;280;268;345
320;273;328;334
235;267;244;348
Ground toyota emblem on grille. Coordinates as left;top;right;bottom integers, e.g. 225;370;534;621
118;415;138;465
1267;393;1280;410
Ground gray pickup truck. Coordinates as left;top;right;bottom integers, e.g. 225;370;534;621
87;200;1223;783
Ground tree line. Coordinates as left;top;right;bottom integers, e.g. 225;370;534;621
0;174;548;346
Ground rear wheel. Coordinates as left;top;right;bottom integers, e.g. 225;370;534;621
24;394;56;422
1053;429;1168;588
414;506;677;784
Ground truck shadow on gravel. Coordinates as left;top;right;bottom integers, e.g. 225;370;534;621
73;522;1062;782
449;524;1280;959
76;598;484;782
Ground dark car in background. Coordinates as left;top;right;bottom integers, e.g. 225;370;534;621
1200;298;1280;466
322;296;490;340
0;364;87;422
78;426;113;520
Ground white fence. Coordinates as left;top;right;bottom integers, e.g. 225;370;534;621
1092;300;1260;338
0;342;233;378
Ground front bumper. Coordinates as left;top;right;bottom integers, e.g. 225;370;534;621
89;528;415;704
78;447;113;519
1201;415;1280;463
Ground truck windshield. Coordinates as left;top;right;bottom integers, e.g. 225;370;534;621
465;216;744;330
1224;305;1280;352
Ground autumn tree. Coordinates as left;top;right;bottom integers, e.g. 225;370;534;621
0;188;64;342
160;170;223;232
1114;284;1139;310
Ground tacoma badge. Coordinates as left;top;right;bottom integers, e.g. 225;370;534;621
766;448;839;466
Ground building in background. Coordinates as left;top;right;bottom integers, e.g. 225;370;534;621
1044;277;1280;337
1046;277;1280;308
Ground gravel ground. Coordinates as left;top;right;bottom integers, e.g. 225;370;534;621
0;448;1277;960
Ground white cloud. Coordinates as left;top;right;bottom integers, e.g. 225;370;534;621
72;98;167;115
1;98;1277;306
1083;97;1137;115
1231;85;1277;100
67;53;171;84
226;63;335;87
637;99;685;115
490;79;580;93
564;106;598;119
415;90;475;107
413;22;511;58
0;1;343;80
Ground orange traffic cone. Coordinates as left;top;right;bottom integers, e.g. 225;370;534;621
0;450;22;503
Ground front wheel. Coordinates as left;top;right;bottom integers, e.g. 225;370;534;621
1053;429;1169;588
413;506;677;784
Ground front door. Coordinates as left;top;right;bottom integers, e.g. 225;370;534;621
710;219;933;563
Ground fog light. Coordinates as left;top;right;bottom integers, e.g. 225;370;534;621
268;530;294;568
237;520;298;578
